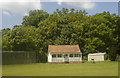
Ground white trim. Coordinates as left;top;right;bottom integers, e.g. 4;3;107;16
48;52;82;62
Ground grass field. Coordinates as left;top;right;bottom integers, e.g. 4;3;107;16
2;61;118;76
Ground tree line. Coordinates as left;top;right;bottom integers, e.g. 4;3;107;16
2;8;120;62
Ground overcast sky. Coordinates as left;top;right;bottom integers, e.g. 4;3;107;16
0;0;119;29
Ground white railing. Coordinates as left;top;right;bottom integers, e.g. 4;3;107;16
52;57;81;62
52;58;64;62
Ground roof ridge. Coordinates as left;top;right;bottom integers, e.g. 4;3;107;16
49;45;79;46
48;45;81;53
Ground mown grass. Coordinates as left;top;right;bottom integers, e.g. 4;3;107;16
2;61;118;76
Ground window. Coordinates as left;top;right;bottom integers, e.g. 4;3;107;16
79;54;81;57
52;54;56;58
70;54;73;57
74;54;80;57
58;54;62;58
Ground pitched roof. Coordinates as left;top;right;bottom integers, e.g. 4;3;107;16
88;53;106;56
48;45;81;53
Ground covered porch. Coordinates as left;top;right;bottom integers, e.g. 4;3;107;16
48;53;82;63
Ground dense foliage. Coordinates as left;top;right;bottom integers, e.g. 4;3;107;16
2;8;120;62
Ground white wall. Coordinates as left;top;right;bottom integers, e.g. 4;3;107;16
88;53;106;61
48;53;52;62
48;53;82;62
69;53;82;62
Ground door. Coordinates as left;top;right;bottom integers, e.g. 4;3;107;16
64;54;69;63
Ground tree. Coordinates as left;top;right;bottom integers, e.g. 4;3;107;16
22;10;49;27
2;8;120;61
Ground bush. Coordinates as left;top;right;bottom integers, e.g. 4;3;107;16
37;51;47;63
108;51;117;61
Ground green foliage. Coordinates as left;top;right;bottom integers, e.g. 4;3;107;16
38;51;47;63
2;26;37;51
22;10;49;27
0;30;2;50
2;8;120;61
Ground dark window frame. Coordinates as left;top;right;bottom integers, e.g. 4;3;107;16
74;54;80;57
58;54;62;58
52;54;56;58
70;54;74;57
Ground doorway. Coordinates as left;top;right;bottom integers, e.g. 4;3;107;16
64;54;69;63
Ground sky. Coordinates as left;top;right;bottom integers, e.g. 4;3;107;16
0;0;119;29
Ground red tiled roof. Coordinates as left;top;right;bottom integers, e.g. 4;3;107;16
48;45;81;53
